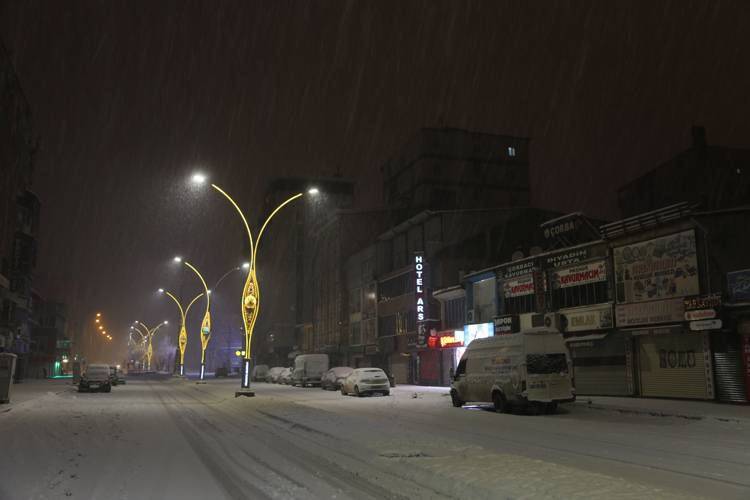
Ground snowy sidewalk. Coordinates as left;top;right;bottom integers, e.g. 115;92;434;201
394;384;750;424
1;378;74;407
575;395;750;423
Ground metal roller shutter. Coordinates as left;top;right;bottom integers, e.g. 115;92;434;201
638;332;711;399
711;333;747;403
391;356;409;385
570;332;632;396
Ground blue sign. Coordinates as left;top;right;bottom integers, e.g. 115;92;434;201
727;269;750;302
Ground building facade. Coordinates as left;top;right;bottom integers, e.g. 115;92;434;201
0;40;38;381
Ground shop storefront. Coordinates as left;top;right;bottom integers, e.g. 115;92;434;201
613;230;715;399
562;304;634;395
633;325;713;400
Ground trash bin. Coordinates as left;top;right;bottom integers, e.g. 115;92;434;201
0;353;18;404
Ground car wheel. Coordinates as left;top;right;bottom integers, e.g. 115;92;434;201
450;389;464;408
354;385;362;397
493;391;509;413
545;402;558;414
383;391;390;396
340;387;347;396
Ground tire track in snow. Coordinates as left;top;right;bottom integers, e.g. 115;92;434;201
163;380;447;500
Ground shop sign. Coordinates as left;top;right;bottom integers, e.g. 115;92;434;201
727;269;750;302
415;252;428;348
502;274;535;298
613;230;699;303
550;261;607;289
500;260;535;279
615;298;685;327
684;309;716;321
563;305;613;332
428;330;464;349
494;315;519;335
684;295;721;311
689;319;722;331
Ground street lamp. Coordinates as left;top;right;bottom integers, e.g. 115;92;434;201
198;175;311;395
134;320;168;371
174;258;211;380
159;288;204;376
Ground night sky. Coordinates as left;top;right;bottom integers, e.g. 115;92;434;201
2;1;749;361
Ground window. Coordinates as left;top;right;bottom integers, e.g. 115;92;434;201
378;273;413;301
350;322;362;346
444;297;466;329
551;280;609;309
472;278;496;322
348;288;361;315
507;146;516;157
503;294;537;315
455;359;467;377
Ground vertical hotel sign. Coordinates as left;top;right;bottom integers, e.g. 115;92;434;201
415;252;428;348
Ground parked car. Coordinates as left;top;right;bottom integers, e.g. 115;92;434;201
109;365;125;385
450;330;575;414
252;364;269;381
321;367;353;390
340;368;391;397
278;367;293;384
266;366;286;383
291;354;329;387
79;364;112;393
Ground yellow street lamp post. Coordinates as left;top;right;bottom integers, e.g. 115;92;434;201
174;257;212;380
128;327;148;370
134;320;168;371
205;179;307;394
158;288;203;376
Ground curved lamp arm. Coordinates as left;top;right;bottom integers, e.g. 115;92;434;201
164;291;186;324
253;193;303;270
183;260;210;315
211;184;255;267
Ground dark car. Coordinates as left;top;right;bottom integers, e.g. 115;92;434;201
79;364;112;393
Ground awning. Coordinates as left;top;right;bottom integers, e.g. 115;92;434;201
564;333;608;344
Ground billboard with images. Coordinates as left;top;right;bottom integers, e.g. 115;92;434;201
613;230;699;303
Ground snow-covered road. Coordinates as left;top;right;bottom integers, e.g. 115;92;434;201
1;377;748;500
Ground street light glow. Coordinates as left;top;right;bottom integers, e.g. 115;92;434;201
308;187;319;195
164;320;169;325
96;312;101;317
173;256;182;263
242;262;250;269
191;173;207;184
158;288;164;293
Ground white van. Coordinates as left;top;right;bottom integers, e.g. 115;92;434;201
292;354;329;387
450;330;575;414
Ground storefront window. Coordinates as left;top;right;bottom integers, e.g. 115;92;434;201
472;278;496;322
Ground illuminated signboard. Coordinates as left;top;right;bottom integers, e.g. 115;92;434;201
454;322;494;364
415;252;428;347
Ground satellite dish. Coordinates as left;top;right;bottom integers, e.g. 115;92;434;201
529;246;543;256
511;250;525;261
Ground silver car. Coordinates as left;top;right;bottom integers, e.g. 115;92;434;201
340;368;390;397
